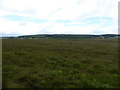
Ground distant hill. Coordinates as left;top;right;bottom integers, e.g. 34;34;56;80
16;34;120;39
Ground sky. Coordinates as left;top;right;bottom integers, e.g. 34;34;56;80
0;0;119;36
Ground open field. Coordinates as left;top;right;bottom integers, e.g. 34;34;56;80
2;38;118;88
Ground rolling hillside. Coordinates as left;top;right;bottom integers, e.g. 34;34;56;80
16;34;120;39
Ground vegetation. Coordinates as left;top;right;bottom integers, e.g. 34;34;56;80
2;38;118;88
17;34;120;39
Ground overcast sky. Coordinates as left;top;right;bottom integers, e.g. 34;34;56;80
0;0;119;36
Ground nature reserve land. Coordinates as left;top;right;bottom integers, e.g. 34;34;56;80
2;38;118;88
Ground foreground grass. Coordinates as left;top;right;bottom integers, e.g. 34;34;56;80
2;38;118;88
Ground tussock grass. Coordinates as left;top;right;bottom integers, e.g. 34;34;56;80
2;38;118;88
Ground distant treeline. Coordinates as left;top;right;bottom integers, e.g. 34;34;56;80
2;34;120;39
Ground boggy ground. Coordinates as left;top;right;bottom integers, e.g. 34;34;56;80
2;38;118;88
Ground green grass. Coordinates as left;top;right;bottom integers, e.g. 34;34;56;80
2;38;118;88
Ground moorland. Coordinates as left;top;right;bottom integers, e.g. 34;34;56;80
2;35;118;88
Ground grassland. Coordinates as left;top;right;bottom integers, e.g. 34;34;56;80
2;38;118;88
